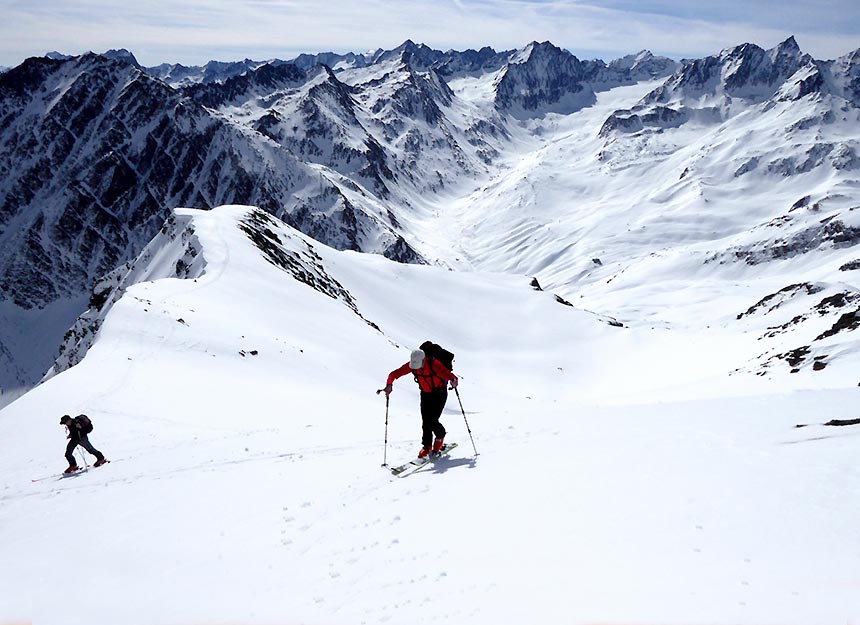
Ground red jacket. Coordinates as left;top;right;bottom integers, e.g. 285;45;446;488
387;358;457;393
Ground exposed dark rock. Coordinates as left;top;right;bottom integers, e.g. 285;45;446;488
782;346;810;367
184;62;307;108
239;209;381;332
643;37;813;106
494;41;596;116
0;53;312;309
814;292;859;314
790;195;812;211
815;308;860;340
737;283;823;319
715;219;860;266
734;157;759;177
599;105;687;137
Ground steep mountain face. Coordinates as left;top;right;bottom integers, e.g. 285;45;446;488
48;211;206;377
491;41;679;118
183;62;308;109
370;40;445;71
650;37;813;103
146;58;277;88
605;50;680;82
433;46;513;78
201;50;509;201
344;54;490;187
823;48;860;106
0;53;307;309
0;52;422;400
493;41;597;117
289;51;371;73
600;37;845;136
203;63;395;197
103;48;141;68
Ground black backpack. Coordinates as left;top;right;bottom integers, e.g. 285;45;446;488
420;341;454;371
75;414;94;434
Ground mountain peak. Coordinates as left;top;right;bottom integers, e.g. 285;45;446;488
513;41;566;64
103;48;141;68
774;35;801;54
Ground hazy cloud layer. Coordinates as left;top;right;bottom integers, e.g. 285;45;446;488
1;0;858;68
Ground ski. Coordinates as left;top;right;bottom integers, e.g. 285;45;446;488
390;443;458;477
31;460;110;483
32;468;87;482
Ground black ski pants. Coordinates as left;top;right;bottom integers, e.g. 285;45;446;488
65;435;104;467
419;387;447;448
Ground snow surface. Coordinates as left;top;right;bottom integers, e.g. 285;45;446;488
1;204;859;625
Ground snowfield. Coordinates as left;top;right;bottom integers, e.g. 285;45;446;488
1;204;858;625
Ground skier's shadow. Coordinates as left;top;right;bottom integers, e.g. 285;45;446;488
427;457;477;474
782;431;860;445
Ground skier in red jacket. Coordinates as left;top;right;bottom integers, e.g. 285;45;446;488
385;348;458;458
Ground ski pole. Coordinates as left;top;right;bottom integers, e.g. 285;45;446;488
376;388;390;467
77;447;89;471
454;387;478;457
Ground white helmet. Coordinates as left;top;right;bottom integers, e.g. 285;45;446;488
409;349;425;369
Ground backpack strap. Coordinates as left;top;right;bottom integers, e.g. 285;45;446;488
412;356;446;390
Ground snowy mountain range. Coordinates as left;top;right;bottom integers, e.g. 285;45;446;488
1;36;859;403
2;36;860;625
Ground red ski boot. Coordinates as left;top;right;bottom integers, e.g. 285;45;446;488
63;466;79;474
417;446;432;459
431;439;445;458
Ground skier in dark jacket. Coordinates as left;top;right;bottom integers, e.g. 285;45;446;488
60;414;108;473
385;348;458;458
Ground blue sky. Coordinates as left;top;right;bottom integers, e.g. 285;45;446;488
1;0;858;68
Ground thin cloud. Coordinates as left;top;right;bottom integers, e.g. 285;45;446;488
0;0;857;68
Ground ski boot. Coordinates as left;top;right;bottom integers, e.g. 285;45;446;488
430;438;444;458
417;446;432;459
63;466;79;474
94;458;109;467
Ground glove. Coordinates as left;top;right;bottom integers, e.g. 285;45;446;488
449;378;458;389
384;384;393;397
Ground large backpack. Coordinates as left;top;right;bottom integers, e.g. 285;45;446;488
75;414;94;434
420;341;454;372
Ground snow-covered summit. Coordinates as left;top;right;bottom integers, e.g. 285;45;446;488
644;36;814;104
493;41;596;117
606;49;681;81
102;48;141;68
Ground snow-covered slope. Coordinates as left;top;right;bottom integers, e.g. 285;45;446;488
1;205;858;625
